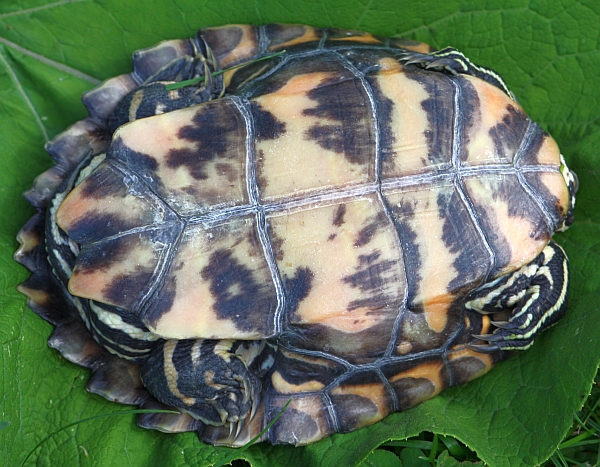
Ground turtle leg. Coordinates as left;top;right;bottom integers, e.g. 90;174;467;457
140;338;275;433
400;47;515;99
108;37;225;131
466;241;569;351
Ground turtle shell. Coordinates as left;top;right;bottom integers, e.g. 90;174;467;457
16;24;573;446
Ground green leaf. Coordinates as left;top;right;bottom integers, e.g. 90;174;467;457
359;449;403;467
1;1;598;467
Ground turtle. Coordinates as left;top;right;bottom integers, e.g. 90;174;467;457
15;23;578;446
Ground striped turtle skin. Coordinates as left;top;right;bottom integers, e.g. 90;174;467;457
15;24;578;446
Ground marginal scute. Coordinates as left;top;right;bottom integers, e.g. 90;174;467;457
446;348;494;386
329;371;391;431
265;24;324;51
268;394;333;445
83;74;139;122
200;24;259;68
132;38;196;82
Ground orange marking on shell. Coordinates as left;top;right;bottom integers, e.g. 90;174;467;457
55;190;94;233
535;134;561;166
330;382;390;426
538;172;570;219
17;284;50;307
422;294;452;333
330;34;382;44
216;25;259;68
462;75;526;166
447;347;494;382
388;361;445;400
271;371;326;394
267;27;322;51
400;43;432;53
275;71;337;95
378;57;403;73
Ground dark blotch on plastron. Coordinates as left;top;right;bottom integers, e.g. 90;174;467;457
406;69;455;165
455;77;482;162
437;188;489;293
111;137;159;172
523;171;563;230
329;393;380;432
367;76;397;175
66;212;138;245
249;101;286;141
387;202;422;309
166;101;243;180
342;254;394;293
488;104;529;162
143;274;178;327
303;74;374;166
79;163;128;199
354;211;387;248
395;309;457;353
101;270;156;310
332;204;346;226
214;162;238;183
491;174;550;241
282;267;313;316
283;320;393;364
75;234;137;274
110;139;166;198
200;249;275;333
516;123;546;166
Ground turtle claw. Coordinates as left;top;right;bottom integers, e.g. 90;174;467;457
469;342;501;354
490;320;518;330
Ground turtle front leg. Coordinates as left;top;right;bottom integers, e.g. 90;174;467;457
141;338;275;433
466;241;569;351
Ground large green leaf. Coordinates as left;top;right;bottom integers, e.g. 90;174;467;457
1;1;598;466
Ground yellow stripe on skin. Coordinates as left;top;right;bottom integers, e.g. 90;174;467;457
163;340;196;406
271;371;326;393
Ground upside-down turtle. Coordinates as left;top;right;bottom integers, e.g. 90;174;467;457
16;24;577;446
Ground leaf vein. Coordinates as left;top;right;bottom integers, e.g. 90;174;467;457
0;37;100;85
0;0;89;20
0;48;49;142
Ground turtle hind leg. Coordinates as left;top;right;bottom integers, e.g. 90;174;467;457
466;241;569;351
400;47;515;99
140;338;275;430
